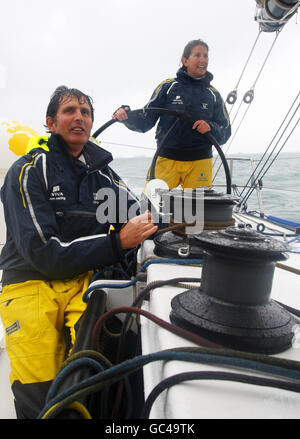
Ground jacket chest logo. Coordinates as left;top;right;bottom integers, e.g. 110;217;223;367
201;103;208;110
93;192;100;204
49;185;66;201
171;95;183;105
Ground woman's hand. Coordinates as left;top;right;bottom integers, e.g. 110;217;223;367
192;120;211;134
119;211;158;249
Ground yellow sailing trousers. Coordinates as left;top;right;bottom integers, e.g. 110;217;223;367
147;156;213;189
0;272;92;386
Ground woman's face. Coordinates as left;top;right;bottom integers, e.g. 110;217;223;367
182;44;209;78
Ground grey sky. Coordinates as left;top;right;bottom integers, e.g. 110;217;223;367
0;0;299;165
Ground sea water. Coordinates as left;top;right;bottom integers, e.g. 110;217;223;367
1;152;300;251
112;152;300;224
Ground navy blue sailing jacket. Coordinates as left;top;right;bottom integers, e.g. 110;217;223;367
123;68;231;161
0;134;140;285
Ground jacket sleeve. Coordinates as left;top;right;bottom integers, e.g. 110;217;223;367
2;155;127;279
106;166;141;223
208;89;231;146
123;79;172;133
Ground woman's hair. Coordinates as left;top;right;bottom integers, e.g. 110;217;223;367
181;39;209;69
46;85;94;122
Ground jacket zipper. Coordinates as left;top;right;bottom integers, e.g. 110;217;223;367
56;210;96;218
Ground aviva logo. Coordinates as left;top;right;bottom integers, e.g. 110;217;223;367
1;121;37;156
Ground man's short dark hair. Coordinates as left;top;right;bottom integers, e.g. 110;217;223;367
46;86;95;122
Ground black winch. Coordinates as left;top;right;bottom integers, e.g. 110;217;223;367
91;106;237;259
153;188;239;258
199;188;238;228
158;187;238;229
170;224;297;354
153;231;204;259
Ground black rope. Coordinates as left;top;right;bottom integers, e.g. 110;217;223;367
141;370;300;418
115;276;202;364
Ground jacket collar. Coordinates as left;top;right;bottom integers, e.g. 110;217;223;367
49;133;113;171
176;67;213;86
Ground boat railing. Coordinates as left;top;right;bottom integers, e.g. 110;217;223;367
213;156;265;217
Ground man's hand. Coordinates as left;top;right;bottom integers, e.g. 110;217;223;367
119;211;158;249
192;120;211;134
112;106;129;121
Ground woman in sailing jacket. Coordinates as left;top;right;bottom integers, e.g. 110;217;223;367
0;86;158;418
113;39;231;189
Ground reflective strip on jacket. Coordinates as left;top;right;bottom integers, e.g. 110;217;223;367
123;68;231;161
0;133;140;285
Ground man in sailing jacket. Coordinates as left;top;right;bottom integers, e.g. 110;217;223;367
0;86;158;418
113;39;231;189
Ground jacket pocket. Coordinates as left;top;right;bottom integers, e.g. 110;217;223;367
0;283;40;348
55;208;98;241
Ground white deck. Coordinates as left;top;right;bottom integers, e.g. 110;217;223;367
139;227;300;419
1;214;300;419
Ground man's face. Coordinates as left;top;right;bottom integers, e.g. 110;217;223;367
46;95;93;156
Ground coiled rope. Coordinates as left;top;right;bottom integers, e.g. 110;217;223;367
38;342;300;419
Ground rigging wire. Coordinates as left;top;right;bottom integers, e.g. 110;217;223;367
213;30;281;180
226;30;262;110
227;29;280;129
238;91;300;198
238;96;300;208
214;90;299;192
240;116;299;208
247;29;281;92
